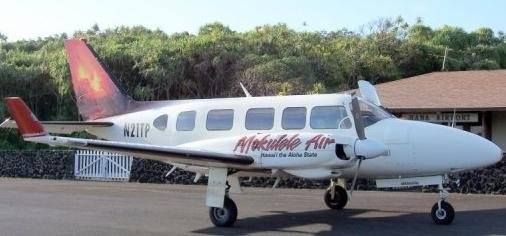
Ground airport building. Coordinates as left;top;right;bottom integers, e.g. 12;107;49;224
375;69;506;152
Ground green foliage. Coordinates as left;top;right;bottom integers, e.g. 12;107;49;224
1;18;506;149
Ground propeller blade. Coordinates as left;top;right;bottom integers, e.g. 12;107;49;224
358;80;381;106
351;97;366;140
349;157;364;197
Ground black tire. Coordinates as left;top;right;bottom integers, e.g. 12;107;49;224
431;201;455;225
324;186;348;210
209;196;238;227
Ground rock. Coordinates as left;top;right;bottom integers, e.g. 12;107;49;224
0;150;74;179
0;150;504;194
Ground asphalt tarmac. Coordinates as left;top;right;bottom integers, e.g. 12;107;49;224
0;178;504;236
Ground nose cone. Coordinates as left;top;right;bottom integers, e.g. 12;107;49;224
474;136;503;167
408;120;503;172
449;127;502;169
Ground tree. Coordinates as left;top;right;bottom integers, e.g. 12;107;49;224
0;32;6;42
1;21;506;149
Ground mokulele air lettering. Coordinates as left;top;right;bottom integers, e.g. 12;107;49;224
233;134;336;154
1;38;502;227
233;134;302;154
304;134;335;151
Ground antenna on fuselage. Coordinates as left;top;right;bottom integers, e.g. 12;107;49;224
239;82;252;97
451;108;457;128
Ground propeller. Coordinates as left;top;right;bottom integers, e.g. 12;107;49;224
347;81;389;196
349;96;365;197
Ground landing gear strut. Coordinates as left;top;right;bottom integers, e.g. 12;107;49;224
209;181;238;227
324;179;348;210
431;182;455;225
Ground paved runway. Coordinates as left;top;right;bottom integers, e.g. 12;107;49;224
0;178;504;236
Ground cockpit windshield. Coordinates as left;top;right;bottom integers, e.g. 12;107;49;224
355;99;394;127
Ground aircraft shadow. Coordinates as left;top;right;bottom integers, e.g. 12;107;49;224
193;207;506;235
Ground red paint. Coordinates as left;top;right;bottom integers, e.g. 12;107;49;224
234;134;302;154
4;97;47;138
64;39;128;120
304;134;335;151
234;134;336;154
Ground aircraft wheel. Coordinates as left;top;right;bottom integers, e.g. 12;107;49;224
324;185;348;210
209;196;238;227
431;201;455;225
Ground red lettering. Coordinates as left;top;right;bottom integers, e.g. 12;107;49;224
288;134;301;150
305;134;322;150
305;134;335;150
234;134;302;153
234;136;247;153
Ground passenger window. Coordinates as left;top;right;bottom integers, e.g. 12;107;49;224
246;108;275;130
207;109;234;130
153;114;168;131
176;111;196;131
310;106;348;129
282;107;306;130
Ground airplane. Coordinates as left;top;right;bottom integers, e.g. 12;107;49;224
1;38;502;227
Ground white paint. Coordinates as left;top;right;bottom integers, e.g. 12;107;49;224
358;80;381;106
376;175;443;188
206;168;228;208
19;82;504;181
74;150;132;181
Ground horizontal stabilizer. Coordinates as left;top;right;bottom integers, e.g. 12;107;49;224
0;118;113;134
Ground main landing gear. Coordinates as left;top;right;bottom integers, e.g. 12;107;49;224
324;179;348;210
431;184;455;225
209;195;238;227
208;181;238;227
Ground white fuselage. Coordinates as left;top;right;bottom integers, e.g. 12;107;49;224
88;93;502;179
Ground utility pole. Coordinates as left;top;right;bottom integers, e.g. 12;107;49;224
441;46;448;71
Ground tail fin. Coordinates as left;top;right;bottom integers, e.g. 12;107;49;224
64;39;133;120
4;97;47;138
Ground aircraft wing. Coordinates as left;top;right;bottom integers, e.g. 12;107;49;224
0;118;113;134
4;97;254;168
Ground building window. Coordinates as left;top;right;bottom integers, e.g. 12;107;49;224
153;114;168;131
246;108;275;130
282;107;306;130
207;109;234;130
310;106;348;129
176;111;196;131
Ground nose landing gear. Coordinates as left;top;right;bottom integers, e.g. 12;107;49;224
431;183;455;225
324;178;348;210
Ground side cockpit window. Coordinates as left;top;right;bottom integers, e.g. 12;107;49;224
153;114;168;131
177;111;196;131
357;99;393;127
310;106;348;129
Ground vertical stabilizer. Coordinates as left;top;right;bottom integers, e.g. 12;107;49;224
64;39;133;120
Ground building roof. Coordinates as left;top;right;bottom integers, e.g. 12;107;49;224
375;70;506;112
